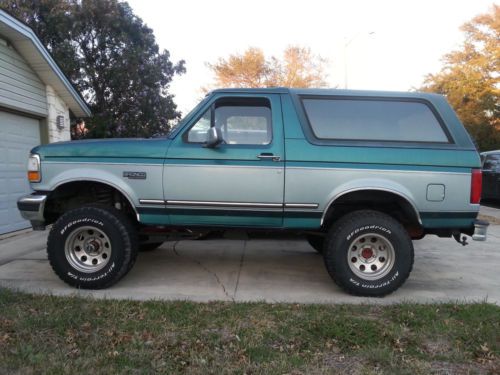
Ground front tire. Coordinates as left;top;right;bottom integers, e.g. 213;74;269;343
306;234;325;254
324;210;414;297
47;206;138;289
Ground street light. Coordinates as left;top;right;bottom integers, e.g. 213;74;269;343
344;31;375;89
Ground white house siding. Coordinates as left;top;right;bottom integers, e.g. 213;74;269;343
46;84;70;142
0;39;47;116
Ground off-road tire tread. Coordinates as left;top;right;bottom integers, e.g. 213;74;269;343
324;210;414;297
47;205;138;289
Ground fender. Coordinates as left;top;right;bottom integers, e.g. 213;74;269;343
36;166;157;221
321;178;422;226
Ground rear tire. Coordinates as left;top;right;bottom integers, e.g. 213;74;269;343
47;206;138;289
323;210;414;297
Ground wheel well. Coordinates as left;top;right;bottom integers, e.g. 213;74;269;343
322;190;422;237
44;181;137;225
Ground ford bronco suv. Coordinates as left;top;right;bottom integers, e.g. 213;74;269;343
17;88;488;296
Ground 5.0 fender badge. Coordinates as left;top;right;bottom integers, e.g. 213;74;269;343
123;171;147;179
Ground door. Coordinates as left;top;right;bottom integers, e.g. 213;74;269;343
0;111;41;234
164;94;284;227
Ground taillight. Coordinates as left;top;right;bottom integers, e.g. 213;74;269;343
470;168;482;204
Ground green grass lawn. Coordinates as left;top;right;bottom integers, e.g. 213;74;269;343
0;288;498;374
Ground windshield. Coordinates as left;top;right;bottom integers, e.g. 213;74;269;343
167;95;212;138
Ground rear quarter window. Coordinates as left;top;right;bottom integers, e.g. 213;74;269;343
301;98;450;143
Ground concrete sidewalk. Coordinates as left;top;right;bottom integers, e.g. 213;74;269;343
1;221;499;304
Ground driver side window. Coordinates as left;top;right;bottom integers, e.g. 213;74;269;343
185;97;272;145
186;109;211;143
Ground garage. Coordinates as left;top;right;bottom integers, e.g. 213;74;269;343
0;111;40;233
0;9;91;235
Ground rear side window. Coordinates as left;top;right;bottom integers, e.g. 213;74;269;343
302;98;450;143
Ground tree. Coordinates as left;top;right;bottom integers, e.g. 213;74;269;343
421;5;499;151
206;46;328;90
0;0;185;138
269;46;328;88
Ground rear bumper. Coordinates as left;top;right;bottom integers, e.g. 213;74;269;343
471;219;489;241
17;193;47;230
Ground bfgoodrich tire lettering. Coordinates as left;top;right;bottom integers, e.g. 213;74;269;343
324;210;414;297
47;206;138;289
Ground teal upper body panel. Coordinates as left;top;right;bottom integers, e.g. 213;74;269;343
278;89;480;169
32;138;171;161
32;88;479;168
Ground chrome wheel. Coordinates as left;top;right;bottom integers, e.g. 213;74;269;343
64;226;112;273
347;233;395;280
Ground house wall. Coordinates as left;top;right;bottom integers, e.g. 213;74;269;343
0;38;47;117
0;37;71;144
46;84;70;142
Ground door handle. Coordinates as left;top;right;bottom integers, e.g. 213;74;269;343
257;153;281;161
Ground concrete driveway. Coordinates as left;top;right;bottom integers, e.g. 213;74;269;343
1;208;499;304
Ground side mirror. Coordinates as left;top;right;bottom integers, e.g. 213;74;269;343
205;127;223;148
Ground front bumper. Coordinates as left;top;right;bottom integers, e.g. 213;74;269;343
17;193;47;230
471;219;489;241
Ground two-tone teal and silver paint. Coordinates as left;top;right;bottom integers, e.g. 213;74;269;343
31;138;168;222
27;88;482;231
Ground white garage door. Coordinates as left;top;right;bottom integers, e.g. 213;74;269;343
0;111;41;234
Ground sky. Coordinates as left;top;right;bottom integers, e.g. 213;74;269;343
126;0;496;115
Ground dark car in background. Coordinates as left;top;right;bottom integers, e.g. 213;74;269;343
481;150;500;201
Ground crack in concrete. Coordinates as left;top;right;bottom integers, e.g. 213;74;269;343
233;240;246;299
172;241;234;302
